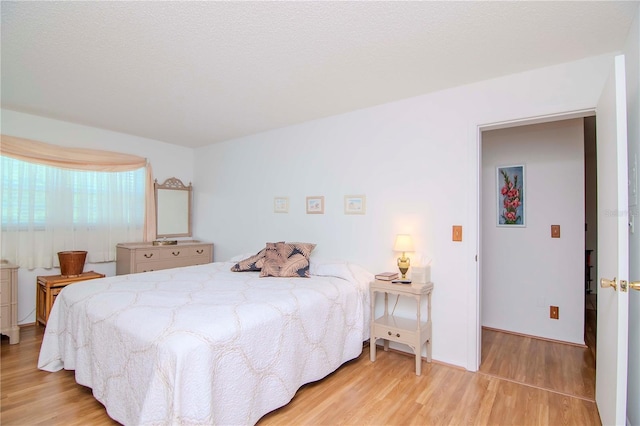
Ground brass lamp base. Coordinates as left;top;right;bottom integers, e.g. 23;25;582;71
397;254;410;279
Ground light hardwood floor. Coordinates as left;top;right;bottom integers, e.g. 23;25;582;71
479;328;596;401
1;323;600;425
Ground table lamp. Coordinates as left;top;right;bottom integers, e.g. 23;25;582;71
393;234;414;279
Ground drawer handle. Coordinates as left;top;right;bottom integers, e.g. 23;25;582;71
172;251;181;256
196;249;204;254
388;331;400;338
144;253;154;258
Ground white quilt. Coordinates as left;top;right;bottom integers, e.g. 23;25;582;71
38;261;372;425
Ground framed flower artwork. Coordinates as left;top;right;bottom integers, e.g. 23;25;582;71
497;165;525;227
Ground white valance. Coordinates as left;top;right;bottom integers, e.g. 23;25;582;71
1;135;157;268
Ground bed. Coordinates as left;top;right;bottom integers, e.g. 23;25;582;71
38;257;372;425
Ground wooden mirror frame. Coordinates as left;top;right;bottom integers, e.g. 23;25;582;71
154;177;192;238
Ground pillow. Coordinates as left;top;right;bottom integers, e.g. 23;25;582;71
309;255;346;276
229;253;258;263
260;242;316;278
230;248;267;272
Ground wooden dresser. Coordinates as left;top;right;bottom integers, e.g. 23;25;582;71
116;240;213;275
36;271;106;326
0;260;20;344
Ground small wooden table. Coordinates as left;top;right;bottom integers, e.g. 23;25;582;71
370;280;433;375
36;271;105;326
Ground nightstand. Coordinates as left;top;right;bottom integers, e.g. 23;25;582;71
36;271;105;326
370;279;433;375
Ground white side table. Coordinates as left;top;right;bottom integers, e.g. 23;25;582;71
370;280;433;375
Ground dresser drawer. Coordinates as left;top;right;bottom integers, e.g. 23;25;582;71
135;249;161;262
135;259;183;273
158;245;212;260
136;258;206;273
0;304;9;329
135;262;161;273
159;247;188;260
186;245;212;259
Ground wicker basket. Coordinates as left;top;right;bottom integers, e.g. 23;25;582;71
58;251;87;277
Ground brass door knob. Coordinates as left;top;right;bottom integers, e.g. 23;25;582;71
630;281;640;291
600;277;617;291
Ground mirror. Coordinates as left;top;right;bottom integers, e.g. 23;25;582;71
155;177;192;238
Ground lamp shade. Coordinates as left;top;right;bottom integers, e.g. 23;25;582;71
393;234;414;252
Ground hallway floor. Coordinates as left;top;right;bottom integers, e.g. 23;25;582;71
480;295;597;401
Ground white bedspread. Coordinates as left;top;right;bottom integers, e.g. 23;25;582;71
38;261;372;425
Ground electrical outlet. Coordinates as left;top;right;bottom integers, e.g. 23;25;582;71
551;225;560;238
452;225;462;242
550;306;559;319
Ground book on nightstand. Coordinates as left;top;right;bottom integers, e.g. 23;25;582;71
375;272;399;281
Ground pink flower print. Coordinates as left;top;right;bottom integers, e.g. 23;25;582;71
499;168;523;225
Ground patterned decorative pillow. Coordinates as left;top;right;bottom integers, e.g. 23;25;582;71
230;248;267;272
260;242;316;278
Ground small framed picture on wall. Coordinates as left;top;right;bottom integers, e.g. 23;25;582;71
344;195;366;215
306;196;324;214
274;197;289;213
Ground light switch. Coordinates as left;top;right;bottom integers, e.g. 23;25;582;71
551;225;560;238
452;225;462;242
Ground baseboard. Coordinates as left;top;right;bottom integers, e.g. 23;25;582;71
372;343;465;371
482;326;587;348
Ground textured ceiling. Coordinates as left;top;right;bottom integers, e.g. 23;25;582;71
1;1;637;148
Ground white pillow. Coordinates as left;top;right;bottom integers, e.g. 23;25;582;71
229;253;258;262
309;256;346;276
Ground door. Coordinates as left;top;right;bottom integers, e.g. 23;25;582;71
595;54;629;426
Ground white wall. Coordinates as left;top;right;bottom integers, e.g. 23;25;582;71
481;120;585;344
624;4;640;425
1;109;195;325
2;53;620;369
194;54;614;368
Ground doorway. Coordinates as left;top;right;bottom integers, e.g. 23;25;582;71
477;114;597;397
583;116;598;358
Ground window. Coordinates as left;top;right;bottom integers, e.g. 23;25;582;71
1;156;145;268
